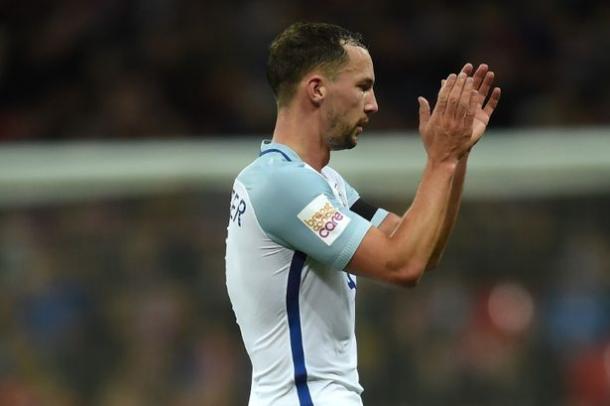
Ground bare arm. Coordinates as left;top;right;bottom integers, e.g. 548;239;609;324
425;153;468;269
426;63;501;268
348;71;478;287
375;64;501;272
376;153;467;270
377;212;401;236
349;160;459;287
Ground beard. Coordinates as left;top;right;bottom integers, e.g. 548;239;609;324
325;112;360;151
327;127;358;151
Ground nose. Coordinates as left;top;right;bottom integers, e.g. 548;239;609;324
364;89;378;114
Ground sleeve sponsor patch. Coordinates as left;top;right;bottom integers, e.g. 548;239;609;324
297;194;351;246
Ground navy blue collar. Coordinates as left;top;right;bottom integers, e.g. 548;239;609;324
259;140;302;162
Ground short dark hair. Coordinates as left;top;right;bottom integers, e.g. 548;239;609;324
266;22;367;107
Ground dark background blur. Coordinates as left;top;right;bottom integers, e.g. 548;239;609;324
1;1;610;405
1;0;610;140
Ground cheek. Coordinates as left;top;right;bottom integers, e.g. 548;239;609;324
342;91;363;114
330;89;363;118
352;89;366;106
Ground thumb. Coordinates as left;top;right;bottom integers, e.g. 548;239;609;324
418;97;431;130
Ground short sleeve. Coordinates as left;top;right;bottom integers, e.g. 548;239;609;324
246;163;372;270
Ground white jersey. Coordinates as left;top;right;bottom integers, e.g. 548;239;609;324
226;141;388;406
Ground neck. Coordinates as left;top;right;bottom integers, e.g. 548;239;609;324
271;105;330;172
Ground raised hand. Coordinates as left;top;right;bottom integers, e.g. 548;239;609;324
456;63;502;148
417;71;479;163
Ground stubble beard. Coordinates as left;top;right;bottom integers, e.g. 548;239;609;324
325;112;359;151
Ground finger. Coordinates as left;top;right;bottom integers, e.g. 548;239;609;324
436;73;457;113
456;77;474;118
418;97;431;131
483;87;501;116
460;63;474;76
472;88;485;109
446;72;467;117
472;64;489;90
478;71;495;101
465;89;478;126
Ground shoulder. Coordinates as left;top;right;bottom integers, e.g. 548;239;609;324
238;156;330;202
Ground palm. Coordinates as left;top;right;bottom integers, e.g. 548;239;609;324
471;98;491;142
467;64;501;147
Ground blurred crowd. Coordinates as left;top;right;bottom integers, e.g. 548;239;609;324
1;1;609;405
0;191;608;405
1;0;610;140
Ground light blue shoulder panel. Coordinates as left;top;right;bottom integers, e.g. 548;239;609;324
238;152;371;271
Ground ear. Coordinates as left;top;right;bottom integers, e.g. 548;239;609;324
305;75;326;106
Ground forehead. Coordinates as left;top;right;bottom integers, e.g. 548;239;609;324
338;45;375;80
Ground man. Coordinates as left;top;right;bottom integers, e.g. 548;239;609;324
226;22;500;405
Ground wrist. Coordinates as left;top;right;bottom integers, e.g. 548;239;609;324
426;157;459;173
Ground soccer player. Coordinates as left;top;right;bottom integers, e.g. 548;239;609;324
225;22;501;405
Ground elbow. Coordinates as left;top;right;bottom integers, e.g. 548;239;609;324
392;261;427;288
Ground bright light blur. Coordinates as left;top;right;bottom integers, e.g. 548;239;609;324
488;282;535;336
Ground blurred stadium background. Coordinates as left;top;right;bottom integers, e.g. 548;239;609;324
1;1;610;405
